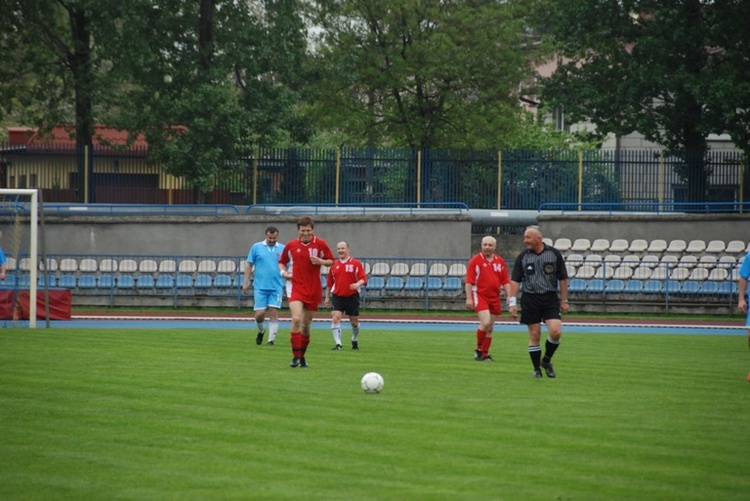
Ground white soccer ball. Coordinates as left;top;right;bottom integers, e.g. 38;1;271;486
361;372;384;394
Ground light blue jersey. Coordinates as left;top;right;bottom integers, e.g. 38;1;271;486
248;240;285;292
741;251;750;327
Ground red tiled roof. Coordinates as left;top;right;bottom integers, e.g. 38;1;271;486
7;125;151;149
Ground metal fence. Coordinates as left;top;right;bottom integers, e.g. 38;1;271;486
1;143;746;210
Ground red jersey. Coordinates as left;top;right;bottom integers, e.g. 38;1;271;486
466;253;510;298
328;257;368;298
279;235;333;303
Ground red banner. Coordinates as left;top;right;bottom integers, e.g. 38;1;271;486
0;289;72;320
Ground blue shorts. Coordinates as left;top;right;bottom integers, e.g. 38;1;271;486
254;289;283;311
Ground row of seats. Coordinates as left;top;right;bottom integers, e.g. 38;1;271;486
569;278;738;296
547;238;749;256
565;256;742;281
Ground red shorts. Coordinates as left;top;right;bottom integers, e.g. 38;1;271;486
473;292;502;316
290;298;320;311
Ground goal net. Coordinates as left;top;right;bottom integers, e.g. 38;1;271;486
0;189;47;327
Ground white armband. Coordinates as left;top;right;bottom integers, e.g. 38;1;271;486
508;296;517;307
280;270;286;277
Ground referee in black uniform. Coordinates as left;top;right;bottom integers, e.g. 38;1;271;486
508;225;569;379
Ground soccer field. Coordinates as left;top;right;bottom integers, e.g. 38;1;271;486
1;326;748;500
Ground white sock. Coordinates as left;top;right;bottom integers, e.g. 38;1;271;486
332;323;342;345
257;321;265;334
352;325;360;342
269;321;279;342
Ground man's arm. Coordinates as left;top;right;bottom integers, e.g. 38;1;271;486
242;262;252;293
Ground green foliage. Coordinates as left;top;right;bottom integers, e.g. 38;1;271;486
1;327;749;499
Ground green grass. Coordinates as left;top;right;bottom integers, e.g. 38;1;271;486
1;326;749;500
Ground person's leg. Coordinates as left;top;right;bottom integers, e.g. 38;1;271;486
331;309;343;349
254;290;269;345
528;323;543;375
540;318;562;378
267;306;279;344
288;301;304;367
299;306;315;367
350;315;360;349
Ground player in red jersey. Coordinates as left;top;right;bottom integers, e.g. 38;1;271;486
465;235;512;361
324;241;368;350
279;215;334;368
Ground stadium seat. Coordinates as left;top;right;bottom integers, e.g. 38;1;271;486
542;238;553;246
609;239;629;253
79;258;98;272
649;267;669;281
0;274;17;287
119;259;138;273
409;262;427;277
17;275;31;288
158;259;177;273
685;240;706;253
365;276;385;294
575;265;596;279
178;260;198;273
620;254;641;268
213;274;232;289
643;280;663;294
590;239;610;252
665;240;687;253
370;262;390;276
99;258;118;273
117;275;135;289
403;277;424;291
628;239;648;253
660;255;679;267
678;255;698;269
647;239;667;253
664;280;681;294
623;280;643;294
78;274;97;289
632;266;653;280
136;275;155;290
669;267;690;281
688;268;709;281
553;238;572;251
216;259;237;273
428;263;448;276
568;278;587;293
156;275;175;289
613;266;633;280
38;274;56;287
139;259;158;273
425;277;443;291
708;268;729;281
698;255;718;270
594;266;614;279
717;281;737;296
194;274;212;290
97;275;114;289
565;263;577;278
604;279;625;294
197;259;217;273
566;254;585;266
640;255;660;268
603;254;621;267
587;279;605;293
176;274;193;289
571;238;591;252
58;274;77;289
698;281;719;295
584;254;603;266
725;240;746;254
442;277;462;292
363;262;371;275
390;262;409;276
447;263;467;277
5;257;15;272
59;258;78;273
680;280;700;295
704;240;726;254
384;276;404;292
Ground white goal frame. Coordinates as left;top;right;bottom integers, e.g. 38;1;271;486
1;189;39;327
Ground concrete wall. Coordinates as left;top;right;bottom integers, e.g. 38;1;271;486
538;213;750;245
13;214;473;259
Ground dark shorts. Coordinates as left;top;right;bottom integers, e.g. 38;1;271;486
331;293;360;317
519;292;561;325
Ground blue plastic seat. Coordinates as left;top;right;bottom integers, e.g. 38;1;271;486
137;275;155;290
643;280;662;294
623;280;643;294
117;275;135;289
194;274;212;289
384;277;404;291
156;275;175;289
569;278;587;293
213;274;232;288
604;279;624;293
97;275;114;289
403;277;424;291
365;276;385;292
38;275;57;287
0;274;17;287
442;277;462;291
587;279;605;293
58;274;76;289
717;281;738;296
698;281;719;295
664;280;681;294
426;277;443;291
18;274;31;288
78;274;97;289
680;280;700;295
176;274;193;289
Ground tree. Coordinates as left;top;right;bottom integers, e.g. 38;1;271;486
304;0;547;150
537;0;750;204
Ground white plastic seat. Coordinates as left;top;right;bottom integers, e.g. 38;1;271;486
650;267;669;280
566;254;584;266
620;254;641;268
704;240;726;253
688;268;709;281
590;239;610;252
79;258;98;272
448;263;467;277
553;238;572;251
665;240;687;253
594;266;614;279
698;255;718;269
640;255;660;268
139;259;158;273
575;265;596;279
603;255;621;266
613;266;633;280
40;258;58;272
565;263;577;278
678;255;698;269
647;239;668;253
584;254;602;266
409;262;427;276
119;259;138;273
708;268;729;281
178;259;198;273
685;240;706;253
370;262;390;276
59;258;78;272
158;259;177;273
390;262;409;276
5;257;16;271
609;239;629;253
669;267;690;280
217;259;237;273
717;255;736;268
570;238;591;252
660;255;679;267
428;263;448;276
725;240;746;254
197;259;217;273
628;239;648;253
99;258;118;273
542;238;553;246
632;266;652;280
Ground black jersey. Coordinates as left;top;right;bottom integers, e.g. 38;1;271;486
511;245;568;294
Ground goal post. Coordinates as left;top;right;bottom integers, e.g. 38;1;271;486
0;189;40;327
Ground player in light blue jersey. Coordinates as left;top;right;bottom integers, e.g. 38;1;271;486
243;226;285;346
737;250;750;382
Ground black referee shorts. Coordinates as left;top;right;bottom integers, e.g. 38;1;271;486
519;292;561;325
331;293;361;316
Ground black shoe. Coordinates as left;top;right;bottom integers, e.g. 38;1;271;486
332;344;343;350
533;368;543;379
481;355;494;362
299;357;308;368
474;349;482;361
352;341;359;350
290;357;301;368
541;359;556;378
266;340;275;346
256;332;264;345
